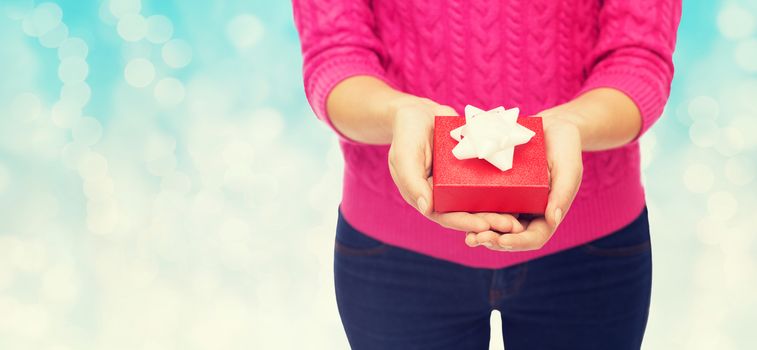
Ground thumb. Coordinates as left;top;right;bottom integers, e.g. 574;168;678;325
388;141;434;216
544;128;582;229
434;105;458;116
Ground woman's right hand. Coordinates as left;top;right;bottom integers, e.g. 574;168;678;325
387;96;522;237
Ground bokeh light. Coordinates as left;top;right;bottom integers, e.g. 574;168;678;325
153;77;185;107
116;13;147;42
57;37;87;59
124;58;155;88
161;39;192;69
145;15;173;44
734;39;757;72
57;57;88;84
227;14;264;49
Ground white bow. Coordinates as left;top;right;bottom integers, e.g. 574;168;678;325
450;105;536;171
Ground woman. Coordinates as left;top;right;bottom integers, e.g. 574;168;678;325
293;1;681;349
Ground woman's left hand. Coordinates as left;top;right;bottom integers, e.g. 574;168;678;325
465;113;584;251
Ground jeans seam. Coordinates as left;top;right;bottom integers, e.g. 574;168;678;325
504;264;528;298
488;270;500;308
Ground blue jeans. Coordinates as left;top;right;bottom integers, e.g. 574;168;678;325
334;207;652;349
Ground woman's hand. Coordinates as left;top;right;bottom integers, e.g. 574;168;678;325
465;114;583;251
387;96;522;234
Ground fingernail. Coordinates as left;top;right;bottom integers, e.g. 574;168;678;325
501;245;514;251
482;242;493;248
417;197;428;213
555;208;563;226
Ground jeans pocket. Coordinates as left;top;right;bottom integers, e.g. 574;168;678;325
335;209;389;257
581;207;651;258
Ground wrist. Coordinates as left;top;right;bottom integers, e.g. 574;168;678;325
540;109;588;150
386;95;434;131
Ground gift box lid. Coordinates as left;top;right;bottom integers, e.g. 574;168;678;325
433;115;549;189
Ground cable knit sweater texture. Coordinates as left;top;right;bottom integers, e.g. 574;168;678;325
293;0;681;268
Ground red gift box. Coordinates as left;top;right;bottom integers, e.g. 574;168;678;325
432;115;549;214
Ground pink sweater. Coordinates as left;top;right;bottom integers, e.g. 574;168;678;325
293;0;681;268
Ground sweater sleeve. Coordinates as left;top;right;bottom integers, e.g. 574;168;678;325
576;0;682;140
292;0;390;142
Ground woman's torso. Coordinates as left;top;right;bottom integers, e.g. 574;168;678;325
371;0;601;114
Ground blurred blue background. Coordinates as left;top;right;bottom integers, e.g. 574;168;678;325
0;1;755;349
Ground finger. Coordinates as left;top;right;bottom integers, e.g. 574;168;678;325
475;213;524;233
433;105;458;116
474;230;502;248
388;142;433;215
545;129;582;228
496;217;552;251
429;211;490;233
473;230;515;251
465;232;479;247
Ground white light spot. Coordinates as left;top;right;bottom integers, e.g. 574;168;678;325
51;101;82;128
120;40;152;60
729;115;757;150
22;15;40;37
154;77;185;107
718;4;755;40
72;117;103;146
61;142;91;169
222;139;255;166
3;0;35;21
83;177;115;201
97;0;117;24
0;255;14;290
161;171;192;194
146;154;177;176
247;108;285;148
58;58;89;83
725;156;755;186
10;239;47;272
248;172;280;204
161;39;192;68
41;264;78;303
87;199;120;235
124;58;155;88
227;14;264;49
144;134;176;160
38;22;68;48
735;39;757;72
689;119;719;148
715;126;745;156
30;2;63;36
58;37;89;60
146;15;173;44
224;164;253;191
688;96;719;121
0;163;9;194
32;191;61;221
707;191;738;219
16;303;51;338
217;218;253;266
696;216;722;246
31;126;68;159
117;13;147;42
60;82;91;108
109;0;141;19
683;163;714;194
78;152;109;180
11;93;42;122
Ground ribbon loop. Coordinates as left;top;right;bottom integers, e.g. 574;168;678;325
449;105;535;171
